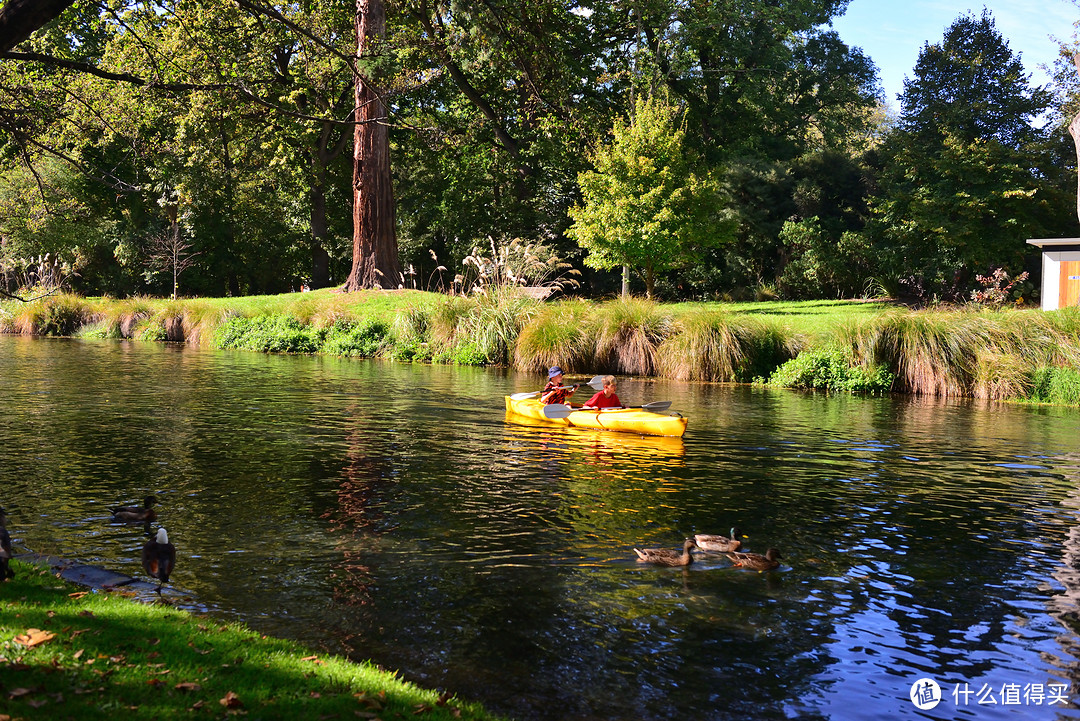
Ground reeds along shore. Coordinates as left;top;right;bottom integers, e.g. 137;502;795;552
3;291;1080;404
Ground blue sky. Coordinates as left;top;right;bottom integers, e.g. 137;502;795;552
830;0;1078;107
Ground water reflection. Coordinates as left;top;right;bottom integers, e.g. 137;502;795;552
3;337;1080;719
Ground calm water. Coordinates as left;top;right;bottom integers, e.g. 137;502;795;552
3;335;1080;719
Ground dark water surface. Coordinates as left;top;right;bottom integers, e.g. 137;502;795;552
3;336;1080;719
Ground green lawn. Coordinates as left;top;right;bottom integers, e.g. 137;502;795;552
0;560;502;721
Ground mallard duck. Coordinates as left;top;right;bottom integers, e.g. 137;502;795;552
0;507;13;581
634;538;698;567
142;527;175;594
694;527;747;553
110;495;157;522
726;548;783;571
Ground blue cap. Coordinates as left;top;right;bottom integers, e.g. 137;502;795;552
548;366;564;378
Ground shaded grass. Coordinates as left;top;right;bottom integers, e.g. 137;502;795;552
0;560;500;721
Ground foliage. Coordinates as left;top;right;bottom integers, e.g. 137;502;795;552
969;268;1031;308
1027;366;1080;405
567;96;731;297
214;315;325;354
898;10;1049;148
765;347;894;393
867;11;1068;300
592;296;674;375
322;318;391;358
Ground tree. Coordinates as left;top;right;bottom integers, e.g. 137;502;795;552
899;10;1048;149
567;96;730;298
342;0;401;291
867;11;1069;299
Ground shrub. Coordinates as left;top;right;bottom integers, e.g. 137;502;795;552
1027;366;1080;405
214;315;324;354
766;348;893;393
322;318;390;358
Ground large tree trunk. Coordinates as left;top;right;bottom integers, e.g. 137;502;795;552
342;0;401;291
0;0;75;53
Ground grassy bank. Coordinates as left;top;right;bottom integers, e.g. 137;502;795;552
0;560;500;721
2;290;1080;405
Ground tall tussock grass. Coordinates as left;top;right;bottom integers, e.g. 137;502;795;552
513;300;596;373
657;312;796;382
840;308;1080;399
593;297;673;375
10;293;95;336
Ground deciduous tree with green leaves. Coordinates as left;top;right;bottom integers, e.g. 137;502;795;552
867;10;1071;299
567;95;731;298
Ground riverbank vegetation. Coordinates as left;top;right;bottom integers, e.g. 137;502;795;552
0;559;500;721
3;290;1080;405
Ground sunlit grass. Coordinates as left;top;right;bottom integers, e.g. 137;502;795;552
1;560;501;721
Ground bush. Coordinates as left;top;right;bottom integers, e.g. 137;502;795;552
215;315;324;354
766;348;894;393
322;319;391;358
1027;366;1080;405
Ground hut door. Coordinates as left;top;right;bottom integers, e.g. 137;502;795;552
1061;261;1080;308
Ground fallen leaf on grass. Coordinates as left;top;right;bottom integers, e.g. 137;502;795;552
73;649;84;660
436;692;453;707
146;678;165;688
190;700;206;711
220;691;243;708
174;682;201;693
8;688;35;699
353;713;380;720
78;610;94;618
67;591;88;599
413;703;433;714
26;699;48;709
13;629;55;648
0;713;11;721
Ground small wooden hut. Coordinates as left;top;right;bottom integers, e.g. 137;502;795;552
1027;238;1080;311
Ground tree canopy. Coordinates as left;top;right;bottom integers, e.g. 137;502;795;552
0;2;1074;303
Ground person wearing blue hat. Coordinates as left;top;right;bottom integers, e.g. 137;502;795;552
540;366;578;405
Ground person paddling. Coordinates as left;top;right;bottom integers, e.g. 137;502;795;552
540;366;578;405
582;375;622;409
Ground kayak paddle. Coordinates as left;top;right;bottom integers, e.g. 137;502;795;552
542;401;673;419
510;376;606;401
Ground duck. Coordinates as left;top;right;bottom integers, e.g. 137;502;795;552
0;507;13;581
726;548;783;571
110;495;157;522
694;527;747;553
633;538;698;567
142;527;176;594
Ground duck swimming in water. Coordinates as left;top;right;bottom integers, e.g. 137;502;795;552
726;548;783;571
110;495;157;522
694;527;747;553
142;527;175;594
633;538;698;567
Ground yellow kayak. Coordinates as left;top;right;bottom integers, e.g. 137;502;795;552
504;396;688;437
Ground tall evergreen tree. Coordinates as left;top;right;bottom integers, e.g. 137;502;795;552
867;10;1069;300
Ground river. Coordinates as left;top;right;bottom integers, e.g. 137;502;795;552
2;335;1080;719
